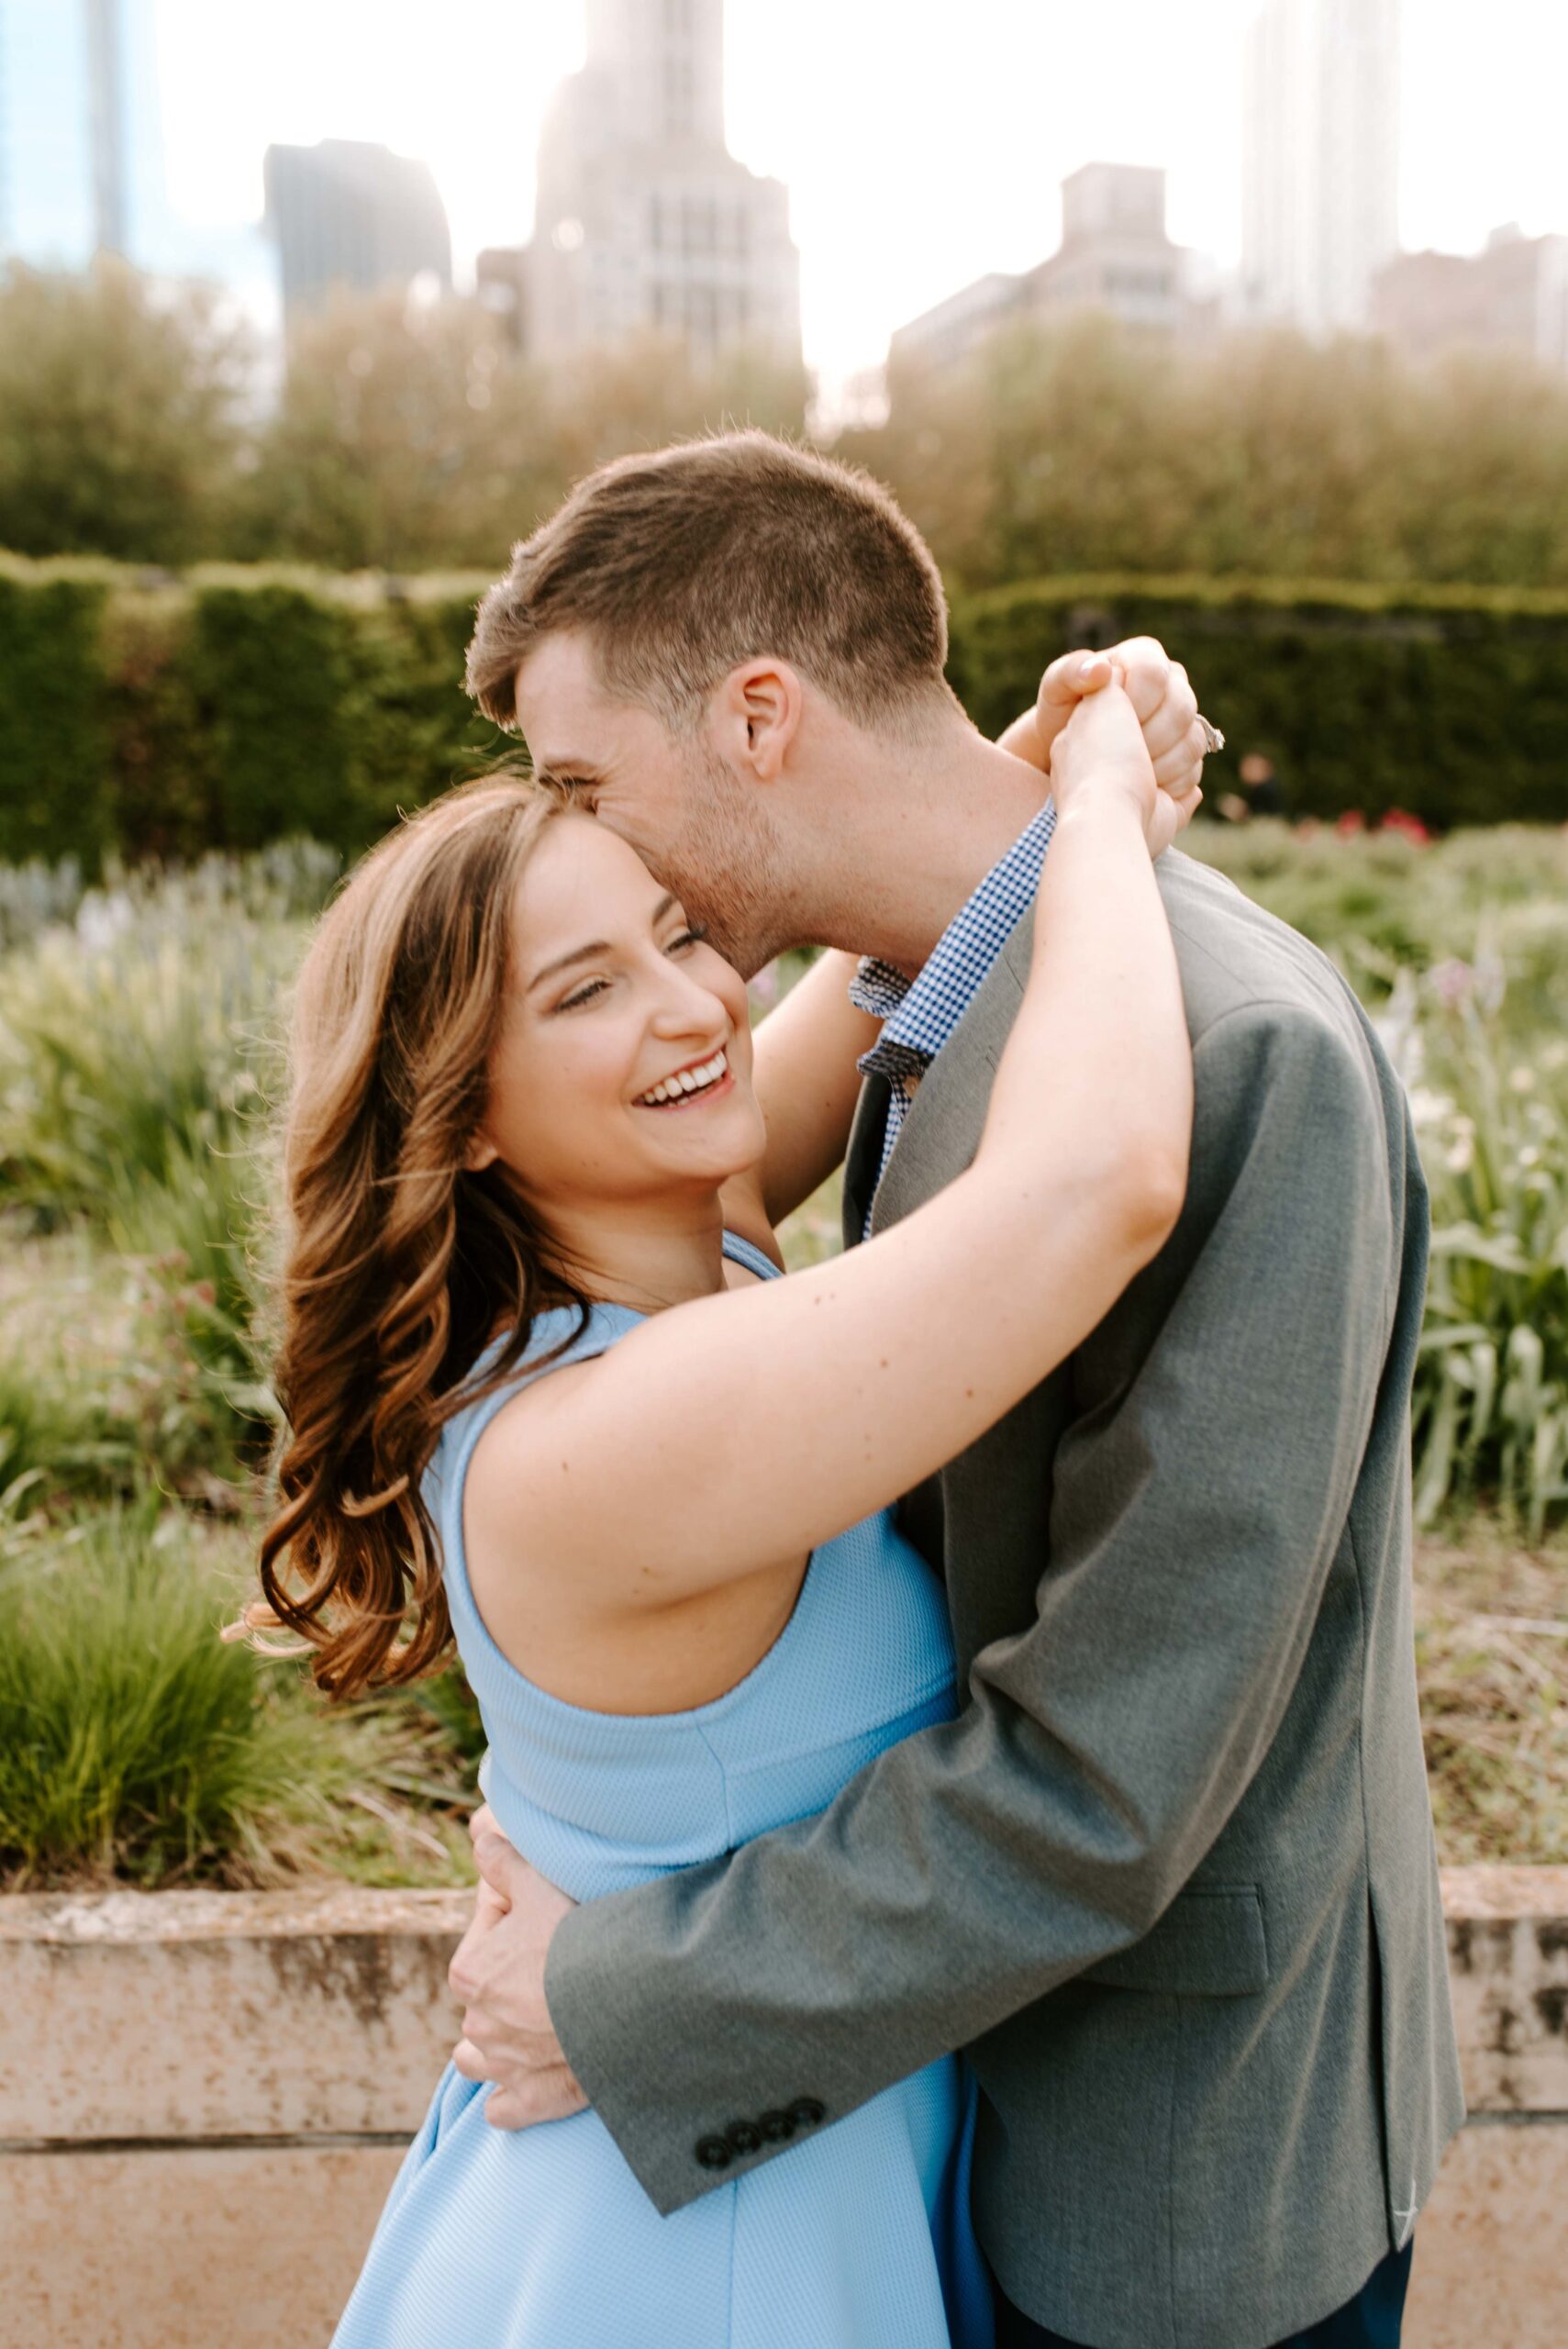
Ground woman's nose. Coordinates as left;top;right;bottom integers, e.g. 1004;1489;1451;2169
649;963;728;1039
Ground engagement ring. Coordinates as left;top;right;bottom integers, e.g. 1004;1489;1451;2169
1196;714;1225;756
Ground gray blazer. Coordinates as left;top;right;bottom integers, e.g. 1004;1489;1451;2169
546;851;1465;2349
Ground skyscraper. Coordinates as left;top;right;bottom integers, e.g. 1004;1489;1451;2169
1242;0;1400;337
0;0;106;264
263;140;451;324
0;0;256;290
513;0;800;362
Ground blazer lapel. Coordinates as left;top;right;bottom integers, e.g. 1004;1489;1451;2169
869;906;1032;1237
842;1072;892;1252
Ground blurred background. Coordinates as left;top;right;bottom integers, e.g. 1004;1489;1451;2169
0;0;1563;1904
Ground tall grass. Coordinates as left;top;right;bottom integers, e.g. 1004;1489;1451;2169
0;1492;478;1889
1207;824;1568;1536
0;903;292;1223
0;1496;328;1885
1399;983;1568;1536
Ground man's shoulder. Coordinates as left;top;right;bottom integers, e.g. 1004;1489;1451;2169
1152;858;1404;1192
1153;850;1354;1045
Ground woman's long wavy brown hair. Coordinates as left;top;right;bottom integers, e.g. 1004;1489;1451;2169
249;774;588;1698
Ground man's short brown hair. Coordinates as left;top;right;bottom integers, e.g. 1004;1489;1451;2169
465;430;953;735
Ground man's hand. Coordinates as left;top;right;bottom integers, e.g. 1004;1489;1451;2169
448;1806;586;2130
998;636;1209;812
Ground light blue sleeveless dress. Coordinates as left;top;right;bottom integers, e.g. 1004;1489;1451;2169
331;1234;993;2349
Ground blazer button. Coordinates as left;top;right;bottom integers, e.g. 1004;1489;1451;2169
725;2119;763;2155
695;2134;732;2171
786;2097;826;2129
757;2107;795;2143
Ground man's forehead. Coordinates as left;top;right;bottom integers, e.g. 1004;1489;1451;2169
514;632;636;772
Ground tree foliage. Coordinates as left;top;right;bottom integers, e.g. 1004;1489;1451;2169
0;262;250;563
5;267;1568;593
843;313;1568;593
237;290;811;570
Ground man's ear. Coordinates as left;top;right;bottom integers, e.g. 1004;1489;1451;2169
713;659;804;783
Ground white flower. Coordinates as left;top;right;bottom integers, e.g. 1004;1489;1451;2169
1407;1087;1454;1130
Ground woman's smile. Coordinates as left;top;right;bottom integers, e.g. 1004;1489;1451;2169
634;1049;735;1110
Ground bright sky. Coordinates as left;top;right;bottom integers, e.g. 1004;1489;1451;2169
157;0;1568;382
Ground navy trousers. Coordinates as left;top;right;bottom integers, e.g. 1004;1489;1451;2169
994;2239;1415;2349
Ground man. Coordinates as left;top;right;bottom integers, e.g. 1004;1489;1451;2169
450;432;1463;2349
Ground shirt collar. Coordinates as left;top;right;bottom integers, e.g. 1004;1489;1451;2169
850;797;1057;1073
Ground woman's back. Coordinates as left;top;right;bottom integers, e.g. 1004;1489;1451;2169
330;1237;992;2349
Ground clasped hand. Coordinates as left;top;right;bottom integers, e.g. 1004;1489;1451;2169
448;1806;585;2129
999;633;1207;855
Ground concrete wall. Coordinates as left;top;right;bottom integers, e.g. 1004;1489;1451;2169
2;1869;1563;2347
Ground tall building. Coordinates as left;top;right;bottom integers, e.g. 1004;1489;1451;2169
497;0;799;363
0;0;272;318
0;0;146;265
263;140;451;324
1030;163;1187;333
1372;226;1568;375
1241;0;1401;337
890;164;1207;381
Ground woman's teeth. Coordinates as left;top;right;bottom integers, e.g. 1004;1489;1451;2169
637;1050;728;1108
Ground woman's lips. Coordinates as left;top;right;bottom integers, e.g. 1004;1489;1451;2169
635;1068;736;1112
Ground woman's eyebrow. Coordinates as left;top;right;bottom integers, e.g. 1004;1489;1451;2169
525;898;677;994
527;940;610;992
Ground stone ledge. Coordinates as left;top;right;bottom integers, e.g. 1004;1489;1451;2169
1438;1866;1568;2114
0;1886;470;2142
3;1870;1565;2143
1;1870;1565;2349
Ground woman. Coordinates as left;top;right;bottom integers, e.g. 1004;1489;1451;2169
248;669;1195;2348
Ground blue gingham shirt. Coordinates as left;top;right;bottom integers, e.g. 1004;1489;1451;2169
849;798;1058;1230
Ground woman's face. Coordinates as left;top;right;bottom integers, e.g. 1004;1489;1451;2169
471;812;767;1211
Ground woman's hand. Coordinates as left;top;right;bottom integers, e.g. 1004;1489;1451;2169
997;640;1209;837
1051;661;1201;857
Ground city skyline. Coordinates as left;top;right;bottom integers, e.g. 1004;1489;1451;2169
19;0;1568;384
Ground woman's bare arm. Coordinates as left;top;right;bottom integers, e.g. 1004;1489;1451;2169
714;952;876;1264
751;951;881;1222
468;682;1191;1609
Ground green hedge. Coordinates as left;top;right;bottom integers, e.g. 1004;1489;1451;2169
948;575;1568;829
3;559;1566;866
0;557;495;865
0;565;114;864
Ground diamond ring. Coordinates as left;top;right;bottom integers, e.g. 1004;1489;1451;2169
1196;714;1225;756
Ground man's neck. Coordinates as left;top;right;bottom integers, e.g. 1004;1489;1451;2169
792;714;1051;973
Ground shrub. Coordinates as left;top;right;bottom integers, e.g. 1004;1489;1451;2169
0;1493;481;1889
0;885;294;1221
6;559;1568;863
0;562;112;865
948;575;1568;830
0;1497;333;1885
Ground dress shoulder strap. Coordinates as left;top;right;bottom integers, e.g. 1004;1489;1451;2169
720;1229;782;1285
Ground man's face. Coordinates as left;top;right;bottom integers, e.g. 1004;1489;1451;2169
514;631;791;977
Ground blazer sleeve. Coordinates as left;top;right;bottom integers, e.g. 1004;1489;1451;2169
543;998;1406;2213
